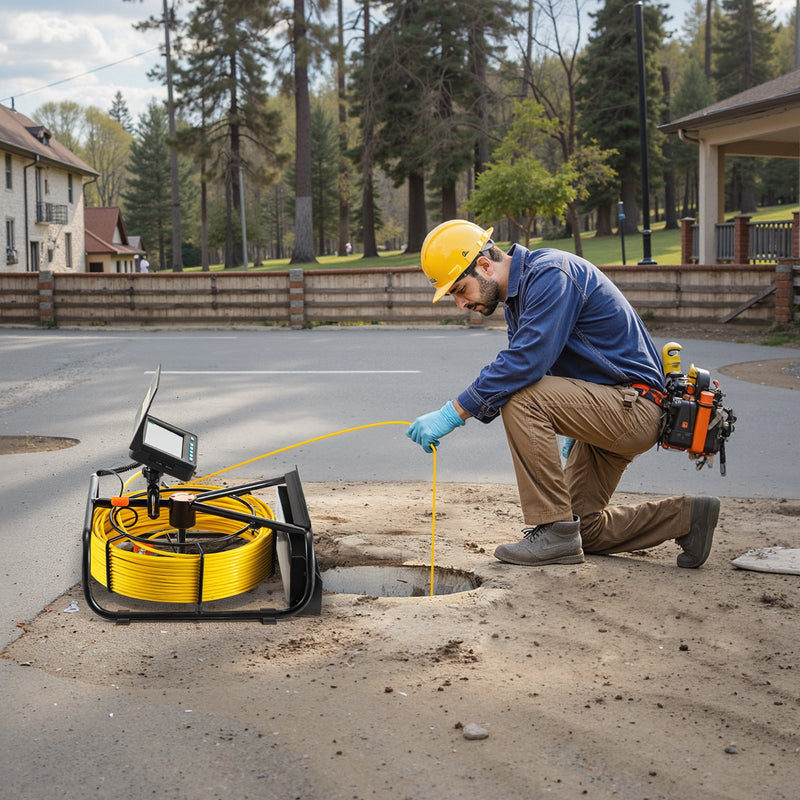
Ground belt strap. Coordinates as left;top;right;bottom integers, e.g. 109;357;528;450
631;383;665;407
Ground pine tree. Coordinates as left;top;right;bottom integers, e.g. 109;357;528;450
173;0;284;269
576;0;670;236
713;0;777;98
108;91;134;133
712;0;778;212
123;101;172;269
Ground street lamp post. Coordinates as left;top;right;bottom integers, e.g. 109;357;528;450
635;1;657;265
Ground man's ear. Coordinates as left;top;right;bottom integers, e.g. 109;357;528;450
476;255;494;277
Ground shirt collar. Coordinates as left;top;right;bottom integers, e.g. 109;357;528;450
505;243;528;303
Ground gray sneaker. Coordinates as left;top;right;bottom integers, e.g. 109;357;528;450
676;496;719;568
494;517;584;566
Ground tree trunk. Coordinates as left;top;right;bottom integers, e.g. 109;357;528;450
661;66;678;230
595;204;613;237
201;174;209;271
360;0;379;258
566;202;583;257
469;21;490;177
441;183;457;221
290;0;317;263
229;53;243;268
336;0;350;256
405;171;427;253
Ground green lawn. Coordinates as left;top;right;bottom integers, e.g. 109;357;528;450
191;203;796;272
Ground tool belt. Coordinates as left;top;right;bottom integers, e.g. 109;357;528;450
657;361;736;476
631;383;666;407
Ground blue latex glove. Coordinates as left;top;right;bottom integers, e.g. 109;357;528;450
407;401;465;453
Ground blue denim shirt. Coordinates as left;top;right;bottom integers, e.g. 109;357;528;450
456;245;666;422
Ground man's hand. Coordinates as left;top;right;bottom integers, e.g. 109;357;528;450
407;401;465;453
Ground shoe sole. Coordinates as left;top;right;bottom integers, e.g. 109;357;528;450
677;497;720;568
493;549;585;567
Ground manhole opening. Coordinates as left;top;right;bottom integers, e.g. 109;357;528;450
320;565;481;597
0;435;80;455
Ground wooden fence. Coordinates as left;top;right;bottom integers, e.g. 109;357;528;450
0;262;795;329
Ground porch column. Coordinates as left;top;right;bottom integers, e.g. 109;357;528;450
697;141;724;265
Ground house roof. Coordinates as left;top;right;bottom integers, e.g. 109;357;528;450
660;69;800;135
85;206;141;257
0;103;98;176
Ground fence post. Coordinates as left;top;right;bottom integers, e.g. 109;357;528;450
38;270;55;327
793;211;799;259
289;268;305;329
733;215;751;264
774;261;795;324
680;217;695;265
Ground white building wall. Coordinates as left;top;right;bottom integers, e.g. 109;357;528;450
1;150;87;273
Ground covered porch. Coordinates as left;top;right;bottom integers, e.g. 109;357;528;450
660;69;800;266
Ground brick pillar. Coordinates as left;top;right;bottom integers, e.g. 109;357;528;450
733;215;751;264
774;261;795;324
680;217;696;265
289;268;305;329
38;270;55;327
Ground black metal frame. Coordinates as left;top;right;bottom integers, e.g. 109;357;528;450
82;468;322;624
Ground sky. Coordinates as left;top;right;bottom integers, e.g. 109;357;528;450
1;0;798;128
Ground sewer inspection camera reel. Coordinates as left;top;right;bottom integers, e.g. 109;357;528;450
81;366;322;624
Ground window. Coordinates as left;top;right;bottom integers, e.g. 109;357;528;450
64;232;72;269
5;219;17;264
30;241;39;271
68;174;73;203
5;154;11;190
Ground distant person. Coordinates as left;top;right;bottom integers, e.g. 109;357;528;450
139;255;149;273
345;242;353;255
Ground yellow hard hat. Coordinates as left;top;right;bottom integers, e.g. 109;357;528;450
420;220;494;303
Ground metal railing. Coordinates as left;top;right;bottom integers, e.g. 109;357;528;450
35;202;68;225
711;219;795;263
715;222;735;261
748;220;793;263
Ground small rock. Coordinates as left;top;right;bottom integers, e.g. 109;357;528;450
462;723;489;740
724;745;739;754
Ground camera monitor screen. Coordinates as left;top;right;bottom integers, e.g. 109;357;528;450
129;366;198;481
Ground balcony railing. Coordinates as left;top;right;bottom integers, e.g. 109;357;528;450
36;201;68;225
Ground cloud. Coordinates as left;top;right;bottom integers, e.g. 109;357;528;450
0;10;165;120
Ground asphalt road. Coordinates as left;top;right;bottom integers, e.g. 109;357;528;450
1;326;798;649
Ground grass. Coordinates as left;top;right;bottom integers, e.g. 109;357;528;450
192;204;794;273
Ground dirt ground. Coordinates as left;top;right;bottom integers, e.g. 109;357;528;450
3;329;799;799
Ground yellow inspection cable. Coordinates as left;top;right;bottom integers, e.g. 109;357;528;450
91;422;439;601
90;486;276;602
199;421;438;597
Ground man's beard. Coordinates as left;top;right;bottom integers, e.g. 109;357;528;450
469;273;501;316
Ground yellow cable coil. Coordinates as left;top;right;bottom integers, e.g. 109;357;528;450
90;485;276;603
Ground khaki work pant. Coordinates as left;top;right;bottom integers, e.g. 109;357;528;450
500;376;693;554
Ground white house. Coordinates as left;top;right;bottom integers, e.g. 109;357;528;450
0;104;98;273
